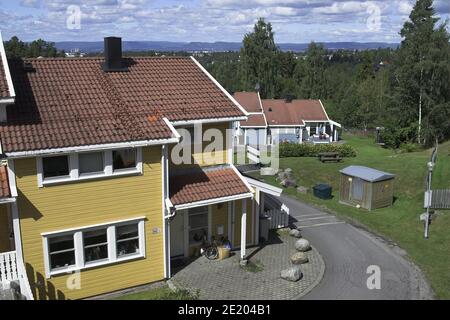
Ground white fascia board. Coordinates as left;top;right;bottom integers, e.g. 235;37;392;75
230;164;255;194
171;116;247;126
174;192;253;211
257;92;269;127
162;117;181;139
268;124;304;128
245;177;283;197
5;137;180;159
319;100;330;121
0;32;16;99
190;56;249;117
0;197;16;204
240;126;267;129
329;120;342;128
0;98;15;105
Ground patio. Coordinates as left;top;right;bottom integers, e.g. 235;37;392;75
170;231;325;300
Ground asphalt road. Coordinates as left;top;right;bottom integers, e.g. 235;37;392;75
272;195;433;300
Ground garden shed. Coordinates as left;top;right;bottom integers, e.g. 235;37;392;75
339;166;395;211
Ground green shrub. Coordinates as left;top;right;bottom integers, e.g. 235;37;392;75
399;142;422;153
279;143;356;158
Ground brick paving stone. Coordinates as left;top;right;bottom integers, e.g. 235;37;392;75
171;232;325;300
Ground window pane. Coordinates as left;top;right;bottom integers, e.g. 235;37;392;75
83;229;108;263
113;149;136;171
79;152;104;175
50;251;75;270
116;224;140;258
49;235;74;253
48;235;75;270
43;156;69;178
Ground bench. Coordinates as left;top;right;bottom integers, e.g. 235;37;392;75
317;152;342;163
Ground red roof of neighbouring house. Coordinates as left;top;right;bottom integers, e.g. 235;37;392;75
240;114;267;128
233;92;262;113
0;57;245;153
0;165;10;199
169;167;251;206
262;99;328;126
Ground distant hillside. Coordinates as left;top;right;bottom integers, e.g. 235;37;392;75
55;41;398;53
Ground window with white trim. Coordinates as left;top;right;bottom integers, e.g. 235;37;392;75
37;147;142;187
43;219;145;277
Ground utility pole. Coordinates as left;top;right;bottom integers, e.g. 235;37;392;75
424;161;434;239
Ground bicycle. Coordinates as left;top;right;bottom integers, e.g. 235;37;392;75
200;236;231;260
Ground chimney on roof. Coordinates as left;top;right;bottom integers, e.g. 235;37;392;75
102;37;127;72
285;95;294;103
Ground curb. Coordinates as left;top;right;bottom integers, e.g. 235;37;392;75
292;244;326;300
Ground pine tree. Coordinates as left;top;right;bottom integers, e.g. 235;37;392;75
240;18;279;98
393;0;450;145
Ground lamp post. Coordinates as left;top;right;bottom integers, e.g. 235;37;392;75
424;161;434;239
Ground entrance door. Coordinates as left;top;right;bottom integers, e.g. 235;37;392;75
188;206;209;249
170;212;184;257
351;178;364;201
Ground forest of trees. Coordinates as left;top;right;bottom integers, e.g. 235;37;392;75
202;0;450;148
2;0;448;148
3;36;64;58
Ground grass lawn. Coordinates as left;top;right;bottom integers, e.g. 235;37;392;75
114;285;198;300
249;134;450;299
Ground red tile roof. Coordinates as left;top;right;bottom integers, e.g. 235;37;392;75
170;167;251;206
0;57;244;153
233;92;262;113
0;56;10;99
240;114;267;128
0;165;11;199
262;99;328;126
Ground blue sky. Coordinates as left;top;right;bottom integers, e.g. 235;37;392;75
0;0;449;43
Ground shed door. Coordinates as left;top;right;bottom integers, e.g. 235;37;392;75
351;178;364;201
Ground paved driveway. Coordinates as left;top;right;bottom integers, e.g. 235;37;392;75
277;195;434;300
170;232;324;300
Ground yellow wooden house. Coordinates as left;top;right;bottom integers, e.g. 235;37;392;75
0;35;282;300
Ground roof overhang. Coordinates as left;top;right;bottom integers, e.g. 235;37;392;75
0;32;16;100
5;137;180;159
245;177;283;197
171;116;247;126
173;192;254;211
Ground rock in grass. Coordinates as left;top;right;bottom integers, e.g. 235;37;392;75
280;265;303;282
290;252;309;265
295;239;311;252
289;229;302;238
297;186;309;194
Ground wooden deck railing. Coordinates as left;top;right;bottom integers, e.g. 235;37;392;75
0;251;34;300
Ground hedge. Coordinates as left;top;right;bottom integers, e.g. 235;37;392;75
279;143;357;158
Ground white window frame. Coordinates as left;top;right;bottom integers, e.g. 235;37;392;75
37;147;143;187
42;217;146;278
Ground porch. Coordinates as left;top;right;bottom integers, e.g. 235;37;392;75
165;165;288;278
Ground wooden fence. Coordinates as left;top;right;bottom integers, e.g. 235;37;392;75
430;190;450;209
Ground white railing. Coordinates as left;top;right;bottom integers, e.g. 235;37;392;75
265;204;290;230
0;251;19;285
247;145;261;164
0;251;34;300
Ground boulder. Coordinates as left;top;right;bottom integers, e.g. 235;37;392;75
289;229;302;238
295;239;311;252
280;265;303;282
260;167;278;176
280;178;297;188
290;252;309;265
297;186;309;194
285;168;293;175
277;171;288;181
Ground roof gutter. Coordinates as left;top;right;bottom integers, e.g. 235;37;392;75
173;192;254;211
171;116;247;126
5;137;180;159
